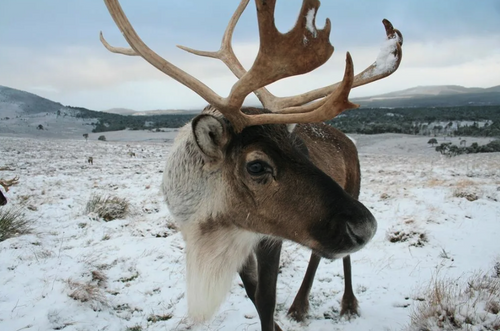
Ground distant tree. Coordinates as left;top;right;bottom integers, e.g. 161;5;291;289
460;139;466;147
83;133;89;141
37;124;44;130
435;142;452;155
427;138;438;147
98;135;106;141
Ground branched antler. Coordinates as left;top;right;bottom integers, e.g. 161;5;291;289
180;6;403;113
0;176;19;192
100;0;403;131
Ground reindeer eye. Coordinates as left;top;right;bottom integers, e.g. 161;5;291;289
246;161;269;176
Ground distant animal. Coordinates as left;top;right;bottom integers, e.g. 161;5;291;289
88;157;94;165
101;0;403;329
128;151;136;157
0;176;20;206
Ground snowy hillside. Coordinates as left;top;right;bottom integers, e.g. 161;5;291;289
352;85;500;107
0;85;98;138
0;133;499;331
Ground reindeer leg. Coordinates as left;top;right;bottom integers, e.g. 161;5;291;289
239;238;283;331
289;254;359;320
287;252;321;321
340;255;359;318
239;252;258;301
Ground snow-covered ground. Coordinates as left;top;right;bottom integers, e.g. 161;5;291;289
0;111;98;139
0;133;499;331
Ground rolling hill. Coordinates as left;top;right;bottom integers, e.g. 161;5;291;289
1;84;499;138
353;85;500;108
0;85;196;138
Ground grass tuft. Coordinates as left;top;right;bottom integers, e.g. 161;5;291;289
454;190;479;202
387;228;428;247
67;278;108;311
407;269;500;330
85;194;130;221
0;207;31;242
147;313;173;323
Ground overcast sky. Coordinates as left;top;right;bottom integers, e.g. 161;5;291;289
1;0;499;111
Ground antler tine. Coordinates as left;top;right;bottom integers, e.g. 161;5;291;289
230;0;334;94
350;19;403;88
100;31;138;56
177;0;278;110
242;52;358;127
102;0;347;132
277;19;403;112
101;0;228;113
180;12;403;115
0;176;19;192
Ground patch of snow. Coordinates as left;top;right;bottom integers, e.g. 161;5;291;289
305;8;317;37
362;35;400;79
0;133;499;330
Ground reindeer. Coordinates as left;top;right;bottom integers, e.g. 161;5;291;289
87;157;94;165
0;176;19;206
101;0;403;329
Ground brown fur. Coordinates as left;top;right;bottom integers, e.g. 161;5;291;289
163;107;376;329
296;123;360;199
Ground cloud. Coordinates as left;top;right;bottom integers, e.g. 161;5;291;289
1;29;499;111
0;46;163;92
401;35;500;68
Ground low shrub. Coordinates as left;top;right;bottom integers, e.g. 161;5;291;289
407;269;500;330
0;207;31;242
85;194;130;221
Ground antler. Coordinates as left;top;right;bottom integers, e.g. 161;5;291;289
100;0;366;132
180;2;403;113
0;176;19;192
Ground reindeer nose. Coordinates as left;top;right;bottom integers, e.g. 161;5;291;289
346;207;377;246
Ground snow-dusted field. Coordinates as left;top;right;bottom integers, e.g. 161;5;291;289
0;133;499;331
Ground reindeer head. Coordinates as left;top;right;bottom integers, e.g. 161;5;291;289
180;106;377;258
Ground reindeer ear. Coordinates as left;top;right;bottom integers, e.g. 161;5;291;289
192;114;229;160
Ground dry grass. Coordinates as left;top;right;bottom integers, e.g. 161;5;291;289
67;269;109;311
0;206;31;242
386;227;428;247
455;179;476;190
147;313;173;323
380;192;391;200
427;178;448;188
67;280;107;311
126;326;143;331
453;190;479;202
85;194;130;221
452;179;481;201
407;269;500;330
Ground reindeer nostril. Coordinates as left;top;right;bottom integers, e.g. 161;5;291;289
347;212;377;244
346;223;366;245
